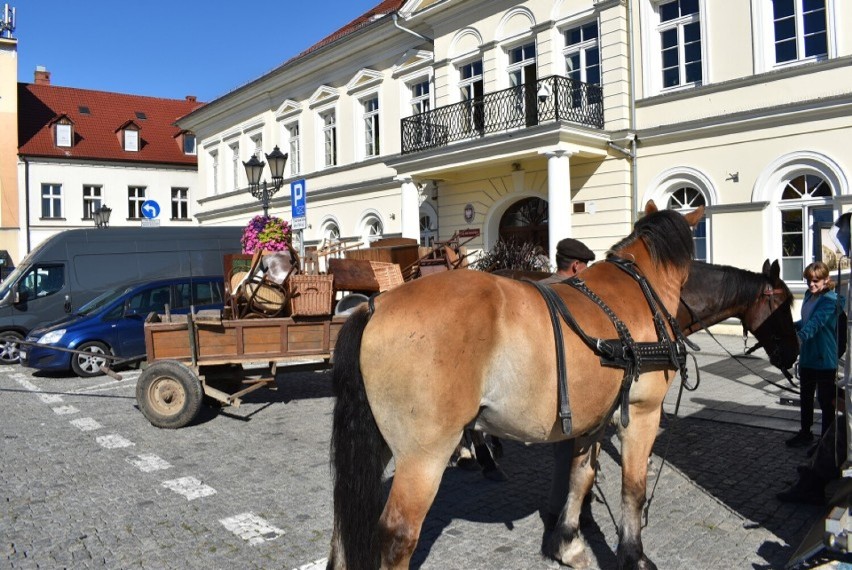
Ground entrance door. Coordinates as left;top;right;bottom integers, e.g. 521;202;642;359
499;197;549;251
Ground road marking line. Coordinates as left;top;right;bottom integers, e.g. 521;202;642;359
52;405;78;415
13;377;65;404
70;417;102;431
293;558;328;570
162;476;217;500
219;513;284;545
126;454;171;473
71;380;132;393
95;434;135;449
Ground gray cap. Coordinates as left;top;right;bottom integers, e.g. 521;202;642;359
555;238;595;263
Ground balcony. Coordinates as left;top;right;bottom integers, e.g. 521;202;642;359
400;75;604;155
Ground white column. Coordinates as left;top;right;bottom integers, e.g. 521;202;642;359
540;149;576;263
395;175;420;241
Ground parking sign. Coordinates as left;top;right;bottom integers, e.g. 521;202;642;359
291;180;306;219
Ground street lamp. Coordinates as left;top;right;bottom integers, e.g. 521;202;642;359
243;146;288;217
93;204;112;228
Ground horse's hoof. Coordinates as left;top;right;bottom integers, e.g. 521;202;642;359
455;457;481;471
545;534;592;569
482;467;508;482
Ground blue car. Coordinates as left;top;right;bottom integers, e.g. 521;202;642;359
22;276;224;377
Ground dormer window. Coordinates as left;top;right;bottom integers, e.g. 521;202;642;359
183;132;196;155
52;115;74;148
117;120;141;152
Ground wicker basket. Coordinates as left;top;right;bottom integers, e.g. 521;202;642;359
288;274;334;316
370;261;404;292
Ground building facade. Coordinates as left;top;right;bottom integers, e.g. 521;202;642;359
16;69;204;257
180;0;852;292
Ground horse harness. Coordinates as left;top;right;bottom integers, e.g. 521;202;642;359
530;256;698;436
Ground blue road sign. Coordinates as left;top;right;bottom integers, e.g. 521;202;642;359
291;180;306;219
141;200;160;219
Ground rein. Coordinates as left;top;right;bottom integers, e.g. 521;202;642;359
530;256;697;435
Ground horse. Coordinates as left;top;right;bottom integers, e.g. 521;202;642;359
464;258;799;484
328;202;704;569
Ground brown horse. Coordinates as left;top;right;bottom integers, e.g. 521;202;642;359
469;259;798;484
328;202;703;569
541;258;798;567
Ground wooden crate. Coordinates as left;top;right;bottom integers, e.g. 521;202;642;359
288;274;334;316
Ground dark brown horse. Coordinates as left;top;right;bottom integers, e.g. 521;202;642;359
328;202;703;569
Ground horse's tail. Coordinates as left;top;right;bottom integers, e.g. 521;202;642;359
329;304;387;570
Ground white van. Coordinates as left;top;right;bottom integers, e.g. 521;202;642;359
0;226;241;363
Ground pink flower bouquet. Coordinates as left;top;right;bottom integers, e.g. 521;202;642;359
241;215;292;254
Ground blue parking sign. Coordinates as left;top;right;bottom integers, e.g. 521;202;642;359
291;180;306;218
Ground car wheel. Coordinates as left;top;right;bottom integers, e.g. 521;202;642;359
0;331;24;364
71;341;111;377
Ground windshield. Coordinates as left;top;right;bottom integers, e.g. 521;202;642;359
76;285;133;316
0;263;29;302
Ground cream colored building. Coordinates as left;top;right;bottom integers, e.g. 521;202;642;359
181;0;852;292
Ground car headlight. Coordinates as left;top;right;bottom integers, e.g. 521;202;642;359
37;329;65;344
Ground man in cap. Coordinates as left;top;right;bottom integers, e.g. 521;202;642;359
539;237;596;285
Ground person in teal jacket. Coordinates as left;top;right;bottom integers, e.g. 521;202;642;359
786;261;843;448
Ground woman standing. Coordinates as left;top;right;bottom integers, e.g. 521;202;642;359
787;261;843;448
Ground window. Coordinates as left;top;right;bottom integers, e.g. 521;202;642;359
55;123;72;147
420;203;438;247
411;80;430;115
230;143;240;190
507;43;537;125
183;133;196;155
41;184;62;219
564;22;600;85
459;60;484;134
658;0;703;89
210;151;219;196
286;122;301;176
773;0;827;64
408;79;433;148
499;198;549;251
171;187;189;220
173;280;223;309
252;134;263;160
128;186;146;219
779;174;833;280
321;110;337;167
666;187;708;262
322;221;341;244
20;264;64;300
362;216;383;244
127;285;171;315
82;185;102;220
124;127;139;152
363;96;380;157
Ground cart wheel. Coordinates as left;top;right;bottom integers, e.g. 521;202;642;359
136;360;203;429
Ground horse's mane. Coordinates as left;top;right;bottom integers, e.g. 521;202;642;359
689;261;793;307
607;209;695;269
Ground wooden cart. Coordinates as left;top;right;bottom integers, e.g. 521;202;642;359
136;310;346;429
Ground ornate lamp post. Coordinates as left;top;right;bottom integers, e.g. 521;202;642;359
243;146;288;217
93;204;112;228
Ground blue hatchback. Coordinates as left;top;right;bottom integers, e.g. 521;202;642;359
22;276;224;377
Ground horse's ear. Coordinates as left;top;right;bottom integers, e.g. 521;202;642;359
770;259;781;282
682;205;705;228
762;259;771;275
644;200;658;215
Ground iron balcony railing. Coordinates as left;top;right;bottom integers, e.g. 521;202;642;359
401;75;604;155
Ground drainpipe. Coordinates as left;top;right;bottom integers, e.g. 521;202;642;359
392;13;433;44
627;0;639;225
22;156;30;253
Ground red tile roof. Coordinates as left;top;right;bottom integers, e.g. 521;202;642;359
18;83;204;166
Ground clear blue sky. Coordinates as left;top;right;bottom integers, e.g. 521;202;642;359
14;0;384;102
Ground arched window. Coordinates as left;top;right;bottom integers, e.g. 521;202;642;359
666;186;708;262
419;202;438;247
499;197;548;250
361;215;383;244
321;221;340;244
779;174;834;280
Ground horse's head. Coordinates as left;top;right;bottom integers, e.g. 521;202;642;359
743;259;798;373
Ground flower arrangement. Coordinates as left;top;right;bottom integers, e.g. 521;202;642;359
241;215;292;254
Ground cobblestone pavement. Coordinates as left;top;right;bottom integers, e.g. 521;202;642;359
0;332;846;569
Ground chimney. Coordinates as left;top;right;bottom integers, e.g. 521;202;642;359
34;65;50;85
185;95;197;102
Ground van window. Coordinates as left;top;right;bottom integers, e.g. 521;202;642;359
19;264;65;300
173;280;223;309
126;285;171;315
